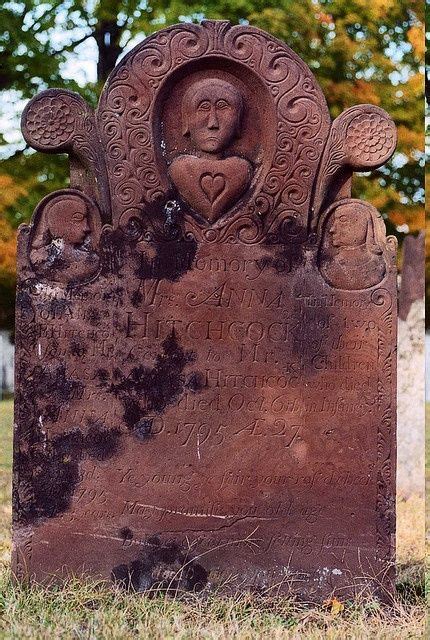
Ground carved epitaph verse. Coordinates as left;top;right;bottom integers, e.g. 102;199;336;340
14;20;397;600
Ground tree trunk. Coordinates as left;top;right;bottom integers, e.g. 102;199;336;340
94;19;123;83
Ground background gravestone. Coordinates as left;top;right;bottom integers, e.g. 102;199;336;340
13;20;397;600
397;232;425;498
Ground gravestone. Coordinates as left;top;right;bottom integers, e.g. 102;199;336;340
13;20;398;600
398;232;424;322
397;232;425;498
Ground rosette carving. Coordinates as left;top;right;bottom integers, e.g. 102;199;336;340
24;95;75;147
22;90;93;153
21;89;110;222
311;105;397;230
346;112;395;165
21;21;398;247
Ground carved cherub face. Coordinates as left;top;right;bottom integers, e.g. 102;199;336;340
182;79;243;154
47;196;90;245
329;205;369;248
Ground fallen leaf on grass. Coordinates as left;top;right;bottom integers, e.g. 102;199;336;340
322;597;345;616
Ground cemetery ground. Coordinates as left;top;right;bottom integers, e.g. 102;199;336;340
0;398;426;639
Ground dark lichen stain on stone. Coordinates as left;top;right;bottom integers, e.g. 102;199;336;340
47;297;71;317
102;286;124;307
97;331;202;437
14;414;123;525
133;418;154;441
84;419;122;461
99;228;127;276
95;368;109;385
86;307;101;326
111;539;208;593
16;288;34;314
101;199;197;283
130;289;143;307
14;288;37;350
186;371;206;392
70;339;87;357
120;527;133;542
26;363;84;423
260;238;305;277
135;238;198;284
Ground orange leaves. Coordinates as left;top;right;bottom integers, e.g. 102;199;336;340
351;80;381;106
403;72;425;101
316;12;333;25
0;217;17;287
0;174;24;289
425;217;430;266
390;206;424;233
367;187;400;211
397;125;424;155
353;0;388;15
407;24;424;62
322;596;345;616
0;175;27;212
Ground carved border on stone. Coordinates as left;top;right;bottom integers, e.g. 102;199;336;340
97;20;331;243
371;286;397;576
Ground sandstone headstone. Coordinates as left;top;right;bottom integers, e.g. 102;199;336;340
14;20;398;600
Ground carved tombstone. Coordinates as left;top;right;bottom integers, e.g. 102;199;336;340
14;21;398;600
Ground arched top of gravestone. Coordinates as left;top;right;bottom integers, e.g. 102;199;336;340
97;20;332;243
20;20;397;250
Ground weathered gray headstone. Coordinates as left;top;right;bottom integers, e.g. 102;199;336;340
397;232;425;498
13;20;398;600
398;232;424;322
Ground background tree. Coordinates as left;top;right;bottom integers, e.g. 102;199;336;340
0;0;424;328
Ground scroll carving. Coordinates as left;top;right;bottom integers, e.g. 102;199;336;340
97;20;331;241
20;22;397;252
311;105;397;229
21;89;111;222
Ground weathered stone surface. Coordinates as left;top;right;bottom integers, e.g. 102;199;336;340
397;234;424;498
397;298;425;498
14;20;398;600
398;232;424;322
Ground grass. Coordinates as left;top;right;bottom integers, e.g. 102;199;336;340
0;398;426;639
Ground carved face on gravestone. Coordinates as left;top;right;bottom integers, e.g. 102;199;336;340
329;206;369;248
182;79;243;155
168;78;252;225
320;202;386;290
29;193;100;283
46;196;91;245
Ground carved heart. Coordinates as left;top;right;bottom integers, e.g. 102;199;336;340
200;173;226;204
169;155;252;224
